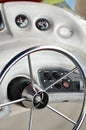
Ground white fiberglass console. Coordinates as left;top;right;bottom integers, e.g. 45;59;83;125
0;2;86;130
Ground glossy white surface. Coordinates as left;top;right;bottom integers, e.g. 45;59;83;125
0;2;86;130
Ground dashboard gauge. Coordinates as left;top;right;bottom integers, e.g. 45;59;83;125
0;12;4;31
15;14;29;28
57;25;73;38
36;18;50;31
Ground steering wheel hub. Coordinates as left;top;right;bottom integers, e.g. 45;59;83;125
21;83;49;109
33;91;49;109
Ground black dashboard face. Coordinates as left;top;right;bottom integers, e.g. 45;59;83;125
38;68;82;93
35;18;50;31
15;14;29;28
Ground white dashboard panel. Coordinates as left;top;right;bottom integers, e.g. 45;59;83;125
2;2;85;46
0;2;86;71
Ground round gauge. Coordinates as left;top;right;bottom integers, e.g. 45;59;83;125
57;26;73;38
15;14;29;28
36;18;50;31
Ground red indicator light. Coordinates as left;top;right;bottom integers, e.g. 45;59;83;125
63;81;70;88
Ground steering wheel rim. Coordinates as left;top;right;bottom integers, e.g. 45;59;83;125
0;45;86;130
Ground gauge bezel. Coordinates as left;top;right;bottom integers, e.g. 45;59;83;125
35;18;50;31
15;14;29;28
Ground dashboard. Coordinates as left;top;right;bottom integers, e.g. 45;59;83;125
0;2;86;130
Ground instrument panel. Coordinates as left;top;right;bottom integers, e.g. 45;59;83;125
38;68;83;93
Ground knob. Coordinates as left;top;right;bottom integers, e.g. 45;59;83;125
44;72;52;80
52;72;61;80
62;79;71;88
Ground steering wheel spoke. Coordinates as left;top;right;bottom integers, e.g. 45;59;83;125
28;54;34;87
29;109;34;130
0;98;26;108
47;105;77;125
